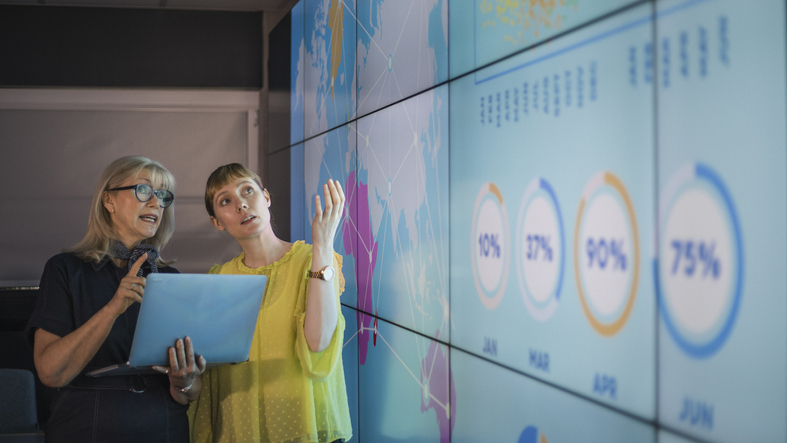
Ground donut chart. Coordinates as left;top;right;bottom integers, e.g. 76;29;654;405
574;171;641;337
471;182;511;310
515;177;566;322
657;162;743;358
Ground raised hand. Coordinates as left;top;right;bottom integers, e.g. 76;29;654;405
106;254;148;317
311;179;346;251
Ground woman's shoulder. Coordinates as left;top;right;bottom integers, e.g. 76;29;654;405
291;240;312;255
44;251;93;272
207;254;245;275
282;240;312;265
38;252;103;289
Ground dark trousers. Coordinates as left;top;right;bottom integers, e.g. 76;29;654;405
45;375;188;443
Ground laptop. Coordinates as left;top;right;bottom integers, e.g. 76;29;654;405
86;273;267;377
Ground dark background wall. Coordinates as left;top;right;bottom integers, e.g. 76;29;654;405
0;5;262;88
0;288;52;430
0;5;267;432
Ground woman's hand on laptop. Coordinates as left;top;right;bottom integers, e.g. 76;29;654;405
153;336;207;404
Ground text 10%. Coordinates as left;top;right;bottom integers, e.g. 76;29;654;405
670;240;720;279
526;234;553;261
586;238;627;271
479;233;501;258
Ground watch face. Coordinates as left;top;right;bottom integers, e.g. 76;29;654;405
323;266;335;281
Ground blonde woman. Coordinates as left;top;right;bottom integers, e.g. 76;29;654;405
25;156;205;442
189;163;352;443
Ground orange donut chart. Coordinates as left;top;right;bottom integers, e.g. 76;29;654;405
471;182;511;310
573;172;640;337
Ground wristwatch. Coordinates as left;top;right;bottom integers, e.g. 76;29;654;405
308;265;335;282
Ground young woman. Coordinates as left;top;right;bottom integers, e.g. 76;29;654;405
189;163;352;443
26;156;206;442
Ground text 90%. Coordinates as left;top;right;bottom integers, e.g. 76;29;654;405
586;238;627;271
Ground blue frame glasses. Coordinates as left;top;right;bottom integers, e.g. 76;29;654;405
107;183;175;208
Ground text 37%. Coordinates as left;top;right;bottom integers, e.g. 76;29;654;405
526;234;553;261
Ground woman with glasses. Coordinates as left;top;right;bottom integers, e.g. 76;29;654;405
25;156;206;443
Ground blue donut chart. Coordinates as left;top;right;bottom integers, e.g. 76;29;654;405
539;178;565;302
657;162;744;359
515;177;566;322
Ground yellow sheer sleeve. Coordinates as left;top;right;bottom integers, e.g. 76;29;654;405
295;253;345;382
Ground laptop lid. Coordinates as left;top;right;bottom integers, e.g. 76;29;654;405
86;273;267;377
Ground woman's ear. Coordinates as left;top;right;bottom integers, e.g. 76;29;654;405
210;216;225;232
263;188;271;207
103;191;115;214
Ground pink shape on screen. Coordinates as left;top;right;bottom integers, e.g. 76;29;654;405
343;171;378;365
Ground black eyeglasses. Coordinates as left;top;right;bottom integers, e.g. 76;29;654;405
107;183;175;208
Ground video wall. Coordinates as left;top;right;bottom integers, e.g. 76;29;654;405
279;0;787;441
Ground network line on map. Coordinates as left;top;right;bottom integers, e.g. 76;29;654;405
343;325;452;416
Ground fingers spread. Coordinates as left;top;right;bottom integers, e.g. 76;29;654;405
313;180;347;240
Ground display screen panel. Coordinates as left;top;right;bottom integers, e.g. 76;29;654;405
341;304;360;441
656;0;787;441
658;429;697;443
304;0;357;138
304;124;359;308
450;3;655;419
279;0;787;441
356;0;448;117
358;318;453;443
449;0;639;78
451;349;655;442
355;85;449;340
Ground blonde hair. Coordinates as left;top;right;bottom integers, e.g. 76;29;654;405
204;163;264;218
66;156;176;266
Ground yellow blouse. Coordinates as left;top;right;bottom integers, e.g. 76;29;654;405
188;241;352;443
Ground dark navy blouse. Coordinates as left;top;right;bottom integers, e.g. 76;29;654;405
24;252;189;443
25;252;179;375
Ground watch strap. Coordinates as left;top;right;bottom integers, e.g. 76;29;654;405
308;265;334;281
308;269;322;279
